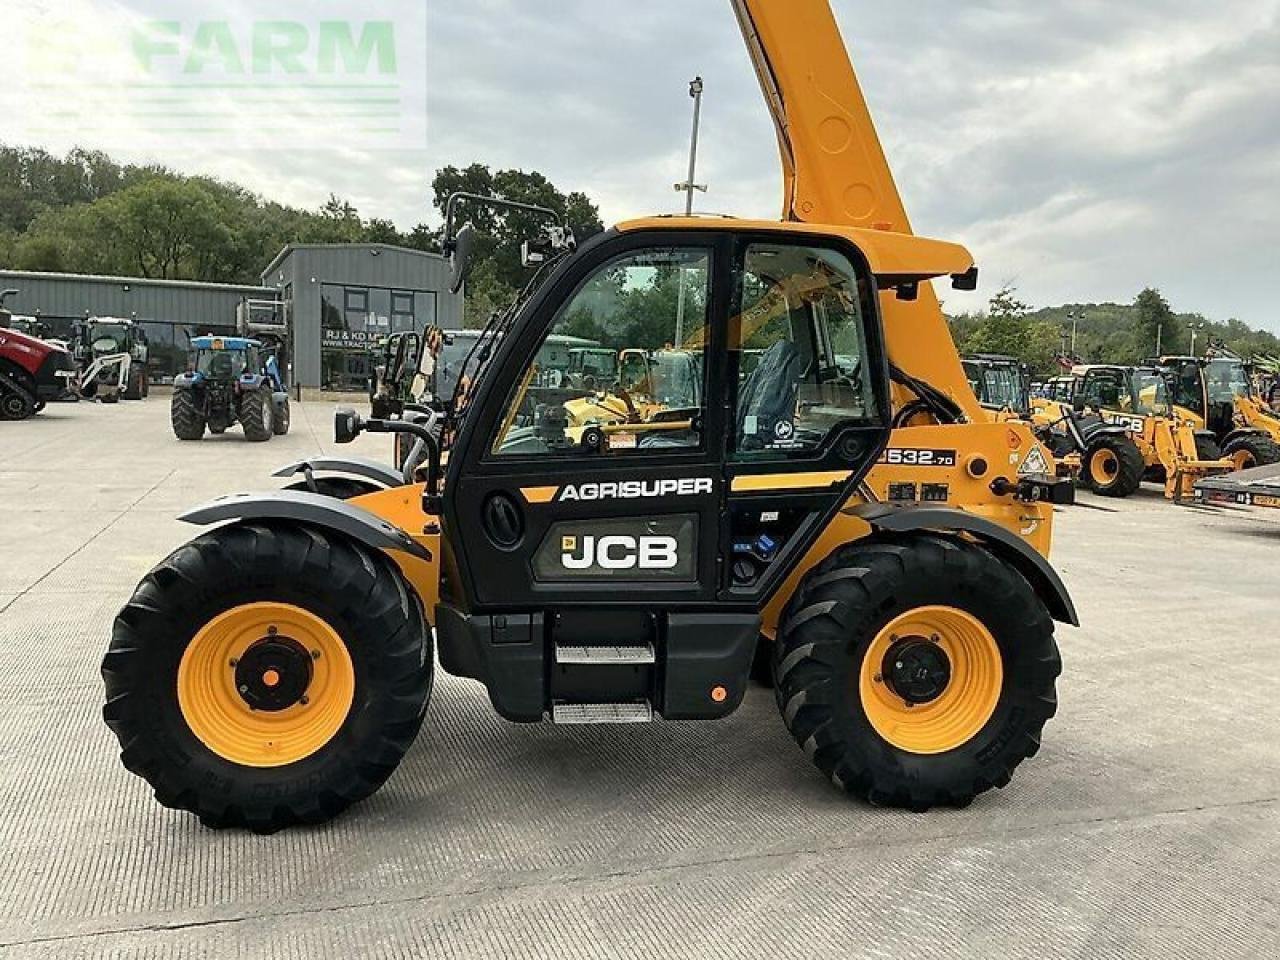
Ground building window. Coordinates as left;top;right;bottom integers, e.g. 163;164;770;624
320;283;437;392
343;288;368;318
391;291;415;333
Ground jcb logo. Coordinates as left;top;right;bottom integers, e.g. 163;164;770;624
561;535;679;571
1105;415;1145;434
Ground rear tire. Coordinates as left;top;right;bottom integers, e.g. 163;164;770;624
1223;435;1280;471
272;395;291;436
240;388;274;442
774;535;1060;811
123;367;144;401
102;524;432;833
171;389;205;441
1083;435;1143;497
1195;435;1223;462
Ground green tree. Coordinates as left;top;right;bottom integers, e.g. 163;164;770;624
431;163;604;318
1134;288;1175;357
956;287;1061;376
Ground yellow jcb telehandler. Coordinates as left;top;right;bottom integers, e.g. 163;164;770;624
102;0;1075;833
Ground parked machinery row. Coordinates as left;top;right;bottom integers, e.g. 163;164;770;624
1;290;293;441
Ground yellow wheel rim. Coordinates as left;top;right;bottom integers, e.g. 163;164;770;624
1091;448;1120;485
178;603;355;768
859;606;1003;755
1232;449;1254;471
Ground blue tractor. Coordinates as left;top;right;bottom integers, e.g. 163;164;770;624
171;336;290;442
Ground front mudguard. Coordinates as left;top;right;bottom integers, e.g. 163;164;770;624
180;491;432;562
272;458;403;490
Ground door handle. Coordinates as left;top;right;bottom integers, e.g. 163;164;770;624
483;493;525;548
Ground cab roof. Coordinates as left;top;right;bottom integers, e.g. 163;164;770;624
191;335;260;351
1070;364;1126;375
615;216;975;288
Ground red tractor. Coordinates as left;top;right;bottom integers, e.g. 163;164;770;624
1;289;74;420
0;325;76;421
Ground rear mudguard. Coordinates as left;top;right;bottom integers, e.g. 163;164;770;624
850;503;1079;627
180;491;431;562
272;458;403;489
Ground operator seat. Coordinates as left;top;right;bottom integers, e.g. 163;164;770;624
737;340;802;450
208;353;233;380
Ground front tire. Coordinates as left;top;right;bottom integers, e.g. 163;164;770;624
272;394;291;436
240;388;274;442
1083;435;1143;497
0;368;38;421
774;535;1061;811
102;524;432;833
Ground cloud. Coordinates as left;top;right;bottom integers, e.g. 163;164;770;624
3;0;1278;331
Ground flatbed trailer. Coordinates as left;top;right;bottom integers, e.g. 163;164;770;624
1195;461;1280;512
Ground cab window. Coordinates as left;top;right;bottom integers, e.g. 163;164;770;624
1080;370;1129;411
490;247;710;457
731;243;877;458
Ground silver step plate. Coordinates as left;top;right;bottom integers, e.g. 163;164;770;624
554;644;656;665
551;702;654;725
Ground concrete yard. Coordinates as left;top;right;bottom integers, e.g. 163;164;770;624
1;397;1277;959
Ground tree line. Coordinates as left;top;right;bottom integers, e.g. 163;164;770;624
949;286;1280;375
4;145;1276;364
0;145;602;327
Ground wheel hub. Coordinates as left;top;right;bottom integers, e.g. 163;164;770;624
883;637;952;705
234;636;313;712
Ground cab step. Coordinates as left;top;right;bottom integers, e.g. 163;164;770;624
550;702;654;725
554;643;656;665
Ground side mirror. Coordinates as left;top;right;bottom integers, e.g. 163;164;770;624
334;407;364;444
449;223;477;295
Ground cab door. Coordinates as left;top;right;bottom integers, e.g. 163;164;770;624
442;231;731;616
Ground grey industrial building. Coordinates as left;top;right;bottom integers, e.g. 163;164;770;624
0;242;462;393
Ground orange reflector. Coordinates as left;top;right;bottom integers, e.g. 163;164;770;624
711;686;728;704
263;669;281;688
1007;429;1023;451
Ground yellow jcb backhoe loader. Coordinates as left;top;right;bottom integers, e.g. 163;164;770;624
1156;350;1280;470
1039;364;1232;500
103;0;1075;833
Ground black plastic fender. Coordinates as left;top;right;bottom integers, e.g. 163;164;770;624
180;490;432;561
272;457;403;489
1221;427;1270;448
849;503;1079;627
1080;421;1132;444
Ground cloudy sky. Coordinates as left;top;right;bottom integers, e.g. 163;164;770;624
5;0;1280;330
